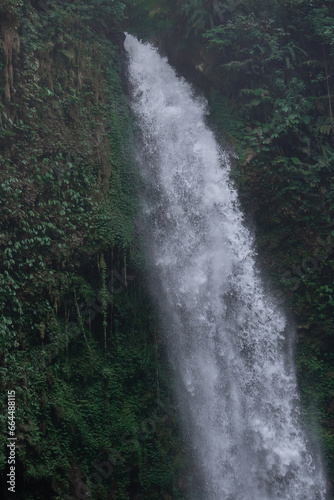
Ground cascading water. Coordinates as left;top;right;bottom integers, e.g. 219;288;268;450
124;34;328;499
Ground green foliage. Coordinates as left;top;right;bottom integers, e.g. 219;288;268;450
3;0;334;495
0;1;184;498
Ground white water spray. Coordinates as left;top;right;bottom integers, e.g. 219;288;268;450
124;34;328;499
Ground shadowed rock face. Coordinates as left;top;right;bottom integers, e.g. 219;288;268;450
160;37;218;91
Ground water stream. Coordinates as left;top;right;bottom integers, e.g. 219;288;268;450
124;34;328;500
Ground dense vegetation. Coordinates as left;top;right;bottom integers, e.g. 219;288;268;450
127;0;334;490
1;0;334;497
0;1;183;498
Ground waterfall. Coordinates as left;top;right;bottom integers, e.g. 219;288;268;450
124;34;328;500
